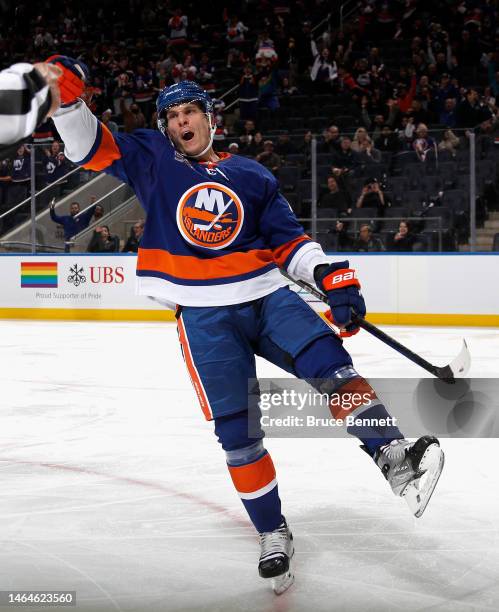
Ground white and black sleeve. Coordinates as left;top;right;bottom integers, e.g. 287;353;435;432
0;63;51;147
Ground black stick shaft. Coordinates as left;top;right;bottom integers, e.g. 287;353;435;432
286;274;442;378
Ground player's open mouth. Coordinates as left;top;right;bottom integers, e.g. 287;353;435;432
182;131;194;141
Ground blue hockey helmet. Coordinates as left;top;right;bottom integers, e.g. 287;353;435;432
156;81;217;158
156;81;214;135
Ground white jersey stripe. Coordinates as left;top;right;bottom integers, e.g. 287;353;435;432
137;268;289;308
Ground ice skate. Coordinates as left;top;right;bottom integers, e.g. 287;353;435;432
258;518;294;595
375;436;445;518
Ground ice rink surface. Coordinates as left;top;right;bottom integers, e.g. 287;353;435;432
0;320;498;612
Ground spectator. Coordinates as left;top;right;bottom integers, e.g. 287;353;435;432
122;221;144;253
399;114;417;145
228;142;240;154
0;157;11;208
255;30;278;64
372;107;397;140
395;71;417;114
354;224;385;252
120;99;146;133
226;15;248;45
319;176;352;214
9;144;31;205
318;125;341;154
168;9;188;46
101;109;118;134
351;127;370;153
331;137;361;176
133;64;155;118
87;225;120;253
387;220;417;251
358;138;382;164
256;140;281;174
238;119;256;138
297;130;313;164
93;203;105;223
439;98;457;128
256;59;280;111
173;53;198;82
275;134;295;157
280;76;298;96
485;53;499;97
433;74;459;114
355;178;387;214
332;219;354;251
375;125;400;152
50;201;97;251
239;64;259;120
213;99;228;143
438;129;460;156
456;89;491;128
310;39;337;91
409;99;431;125
43;142;69;187
241;131;264;157
197;52;215;91
412;123;436;161
113;71;134;116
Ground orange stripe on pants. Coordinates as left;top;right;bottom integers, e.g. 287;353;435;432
177;314;212;420
329;377;378;420
228;452;276;495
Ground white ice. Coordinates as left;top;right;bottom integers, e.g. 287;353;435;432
0;320;498;612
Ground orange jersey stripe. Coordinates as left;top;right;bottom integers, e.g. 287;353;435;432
272;235;310;267
137;247;275;281
329;378;377;420
228;452;276;494
83;123;121;171
177;314;212;420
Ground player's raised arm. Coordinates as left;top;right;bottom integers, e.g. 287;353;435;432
47;55;159;190
47;55;123;172
0;62;61;151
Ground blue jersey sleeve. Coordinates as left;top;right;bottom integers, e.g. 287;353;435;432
258;169;311;269
105;129;167;186
79;124;173;214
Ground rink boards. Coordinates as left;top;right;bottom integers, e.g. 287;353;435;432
0;253;498;326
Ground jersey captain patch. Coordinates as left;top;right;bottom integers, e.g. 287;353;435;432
176;182;244;250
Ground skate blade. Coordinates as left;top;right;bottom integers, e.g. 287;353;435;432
402;444;445;518
271;546;295;595
271;567;294;595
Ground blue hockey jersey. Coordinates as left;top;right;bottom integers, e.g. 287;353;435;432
53;101;328;306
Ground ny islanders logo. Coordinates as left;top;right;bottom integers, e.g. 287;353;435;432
176;182;244;249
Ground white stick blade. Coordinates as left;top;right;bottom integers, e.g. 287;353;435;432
449;339;471;378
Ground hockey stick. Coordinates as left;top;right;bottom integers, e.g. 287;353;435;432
281;271;471;382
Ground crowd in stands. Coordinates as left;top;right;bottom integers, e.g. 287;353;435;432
0;0;498;251
49;197;145;253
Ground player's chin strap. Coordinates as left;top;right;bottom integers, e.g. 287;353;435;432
189;112;217;159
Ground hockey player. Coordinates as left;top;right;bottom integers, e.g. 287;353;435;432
48;56;445;595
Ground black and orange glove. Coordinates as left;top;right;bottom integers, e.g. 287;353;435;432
46;55;89;105
315;260;366;337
